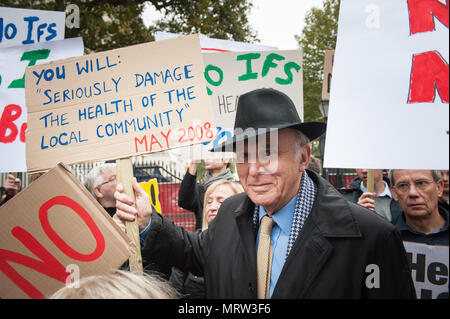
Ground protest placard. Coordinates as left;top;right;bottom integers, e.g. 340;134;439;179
403;241;449;299
324;0;449;170
0;163;135;299
0;38;84;172
154;33;278;166
169;49;303;160
155;31;277;52
0;37;84;173
25;34;215;173
0;7;65;48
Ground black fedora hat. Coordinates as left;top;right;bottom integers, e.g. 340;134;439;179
210;88;327;152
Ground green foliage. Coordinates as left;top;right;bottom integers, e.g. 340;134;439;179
151;0;257;42
296;0;340;122
1;0;257;52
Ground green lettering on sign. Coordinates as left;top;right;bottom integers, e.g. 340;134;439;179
8;49;51;89
262;53;285;78
237;53;261;81
204;64;224;96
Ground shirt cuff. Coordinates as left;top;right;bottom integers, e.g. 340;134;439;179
139;219;152;246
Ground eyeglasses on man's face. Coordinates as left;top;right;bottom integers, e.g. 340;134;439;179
99;175;116;187
394;179;435;193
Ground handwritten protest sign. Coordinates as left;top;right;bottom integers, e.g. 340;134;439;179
0;7;65;48
0;163;135;299
155;31;277;52
0;37;84;173
204;50;303;130
154;33;278;165
403;241;449;299
25;34;215;173
169;50;303;160
324;0;449;170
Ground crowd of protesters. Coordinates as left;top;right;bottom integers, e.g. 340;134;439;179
2;88;448;300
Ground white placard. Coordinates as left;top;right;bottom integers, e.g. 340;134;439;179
0;7;65;48
403;241;449;299
169;50;303;161
0;37;84;172
324;0;449;170
155;31;277;52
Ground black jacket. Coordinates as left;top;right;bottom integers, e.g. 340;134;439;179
178;172;205;231
144;171;416;299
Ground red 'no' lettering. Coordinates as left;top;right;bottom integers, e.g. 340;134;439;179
408;51;449;103
408;0;449;35
0;196;106;299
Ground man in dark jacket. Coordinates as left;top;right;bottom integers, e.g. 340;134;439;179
389;169;448;299
115;89;416;299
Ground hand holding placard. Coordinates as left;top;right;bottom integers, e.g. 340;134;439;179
0;164;134;299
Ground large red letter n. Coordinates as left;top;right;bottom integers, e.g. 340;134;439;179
408;0;449;35
408;51;449;104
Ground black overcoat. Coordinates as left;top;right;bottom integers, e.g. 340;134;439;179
143;171;416;299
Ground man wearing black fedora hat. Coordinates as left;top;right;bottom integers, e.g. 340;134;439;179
115;88;416;299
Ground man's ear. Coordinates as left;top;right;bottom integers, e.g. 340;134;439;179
300;144;312;172
93;186;103;199
437;180;444;198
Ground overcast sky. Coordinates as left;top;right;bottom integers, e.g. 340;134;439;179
143;0;324;50
249;0;324;49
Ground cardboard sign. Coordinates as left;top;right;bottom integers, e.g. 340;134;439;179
322;50;334;101
0;163;135;299
403;241;449;299
25;34;215;173
0;37;84;173
0;7;65;48
155;31;277;52
170;50;303;160
324;0;449;170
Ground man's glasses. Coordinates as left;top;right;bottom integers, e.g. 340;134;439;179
99;175;116;187
393;179;435;193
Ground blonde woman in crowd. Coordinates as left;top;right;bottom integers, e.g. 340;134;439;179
50;269;179;299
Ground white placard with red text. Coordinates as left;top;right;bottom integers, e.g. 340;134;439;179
0;37;84;173
324;0;449;170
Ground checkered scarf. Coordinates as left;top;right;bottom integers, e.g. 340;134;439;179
253;171;317;260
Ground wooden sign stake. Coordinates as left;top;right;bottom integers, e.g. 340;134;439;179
116;158;143;273
367;169;375;194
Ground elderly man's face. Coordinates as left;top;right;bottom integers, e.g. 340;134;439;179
236;128;310;215
94;168;117;205
392;170;443;218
